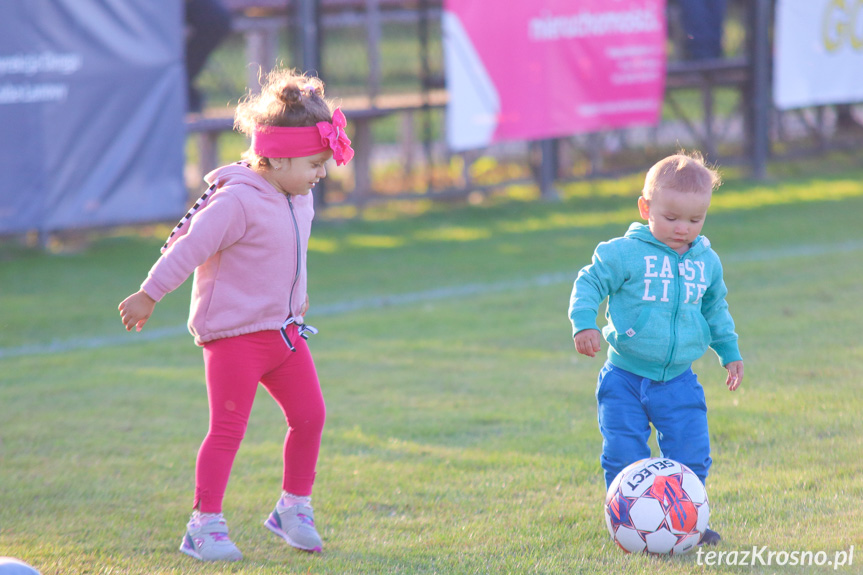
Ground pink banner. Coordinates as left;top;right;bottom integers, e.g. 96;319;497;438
443;0;667;150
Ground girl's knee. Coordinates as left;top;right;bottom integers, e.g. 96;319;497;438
289;404;326;433
205;427;246;450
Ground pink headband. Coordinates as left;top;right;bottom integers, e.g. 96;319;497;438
251;107;354;166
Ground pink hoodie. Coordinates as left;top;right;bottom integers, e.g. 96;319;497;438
141;163;314;345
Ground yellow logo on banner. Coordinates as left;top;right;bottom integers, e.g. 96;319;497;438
823;0;863;52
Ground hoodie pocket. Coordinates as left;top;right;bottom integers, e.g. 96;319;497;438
672;310;712;366
604;307;669;362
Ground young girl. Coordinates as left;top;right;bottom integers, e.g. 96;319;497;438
118;68;353;561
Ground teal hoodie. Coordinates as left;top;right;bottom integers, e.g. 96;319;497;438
569;222;741;381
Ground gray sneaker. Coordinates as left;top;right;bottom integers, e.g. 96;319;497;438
179;515;243;561
264;503;323;552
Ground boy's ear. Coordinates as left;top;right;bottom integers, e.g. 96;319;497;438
637;196;650;219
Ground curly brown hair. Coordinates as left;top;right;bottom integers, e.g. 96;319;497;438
234;67;334;168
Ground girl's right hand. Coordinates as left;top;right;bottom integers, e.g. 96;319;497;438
118;290;157;332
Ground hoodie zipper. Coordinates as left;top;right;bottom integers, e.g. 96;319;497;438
280;195;303;351
287;196;302;313
662;254;686;381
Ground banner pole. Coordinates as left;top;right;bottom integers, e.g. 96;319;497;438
539;139;560;200
750;0;771;180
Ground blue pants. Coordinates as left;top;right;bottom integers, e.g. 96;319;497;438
596;362;711;489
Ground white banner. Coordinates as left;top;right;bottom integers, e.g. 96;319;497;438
774;0;863;110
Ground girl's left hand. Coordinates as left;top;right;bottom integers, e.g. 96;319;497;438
300;294;310;317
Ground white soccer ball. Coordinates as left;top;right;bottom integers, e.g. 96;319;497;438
0;558;41;575
604;457;710;555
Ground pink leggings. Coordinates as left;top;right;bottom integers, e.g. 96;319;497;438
195;328;325;513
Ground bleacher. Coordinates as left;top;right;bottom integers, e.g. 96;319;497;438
187;0;448;199
187;0;758;203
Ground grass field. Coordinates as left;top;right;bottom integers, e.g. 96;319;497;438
2;154;863;574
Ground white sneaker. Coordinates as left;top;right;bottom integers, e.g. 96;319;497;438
179;513;243;561
264;502;323;552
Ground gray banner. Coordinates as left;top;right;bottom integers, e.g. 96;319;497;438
0;0;187;234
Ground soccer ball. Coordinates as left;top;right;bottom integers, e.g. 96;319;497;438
604;457;709;555
0;558;41;575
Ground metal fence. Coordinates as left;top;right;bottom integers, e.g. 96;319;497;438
191;0;862;210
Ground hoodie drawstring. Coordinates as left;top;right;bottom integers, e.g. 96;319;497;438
280;316;318;351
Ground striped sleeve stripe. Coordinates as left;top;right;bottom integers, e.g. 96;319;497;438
160;183;217;254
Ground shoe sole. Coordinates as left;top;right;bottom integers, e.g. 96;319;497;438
264;515;323;553
179;537;204;561
179;534;243;561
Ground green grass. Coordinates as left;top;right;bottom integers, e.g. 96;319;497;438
2;155;863;574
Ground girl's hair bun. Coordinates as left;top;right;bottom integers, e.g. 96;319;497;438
233;67;333;167
273;77;324;111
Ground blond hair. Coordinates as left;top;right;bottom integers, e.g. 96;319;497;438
643;150;721;200
234;67;334;168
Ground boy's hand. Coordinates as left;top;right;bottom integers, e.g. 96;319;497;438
725;360;744;391
574;329;602;358
118;290;157;332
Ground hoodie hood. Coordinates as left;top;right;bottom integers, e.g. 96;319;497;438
205;162;279;195
623;222;711;258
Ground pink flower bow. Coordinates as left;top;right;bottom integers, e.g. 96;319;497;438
316;107;354;166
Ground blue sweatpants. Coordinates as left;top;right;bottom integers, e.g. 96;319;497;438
596;361;711;489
